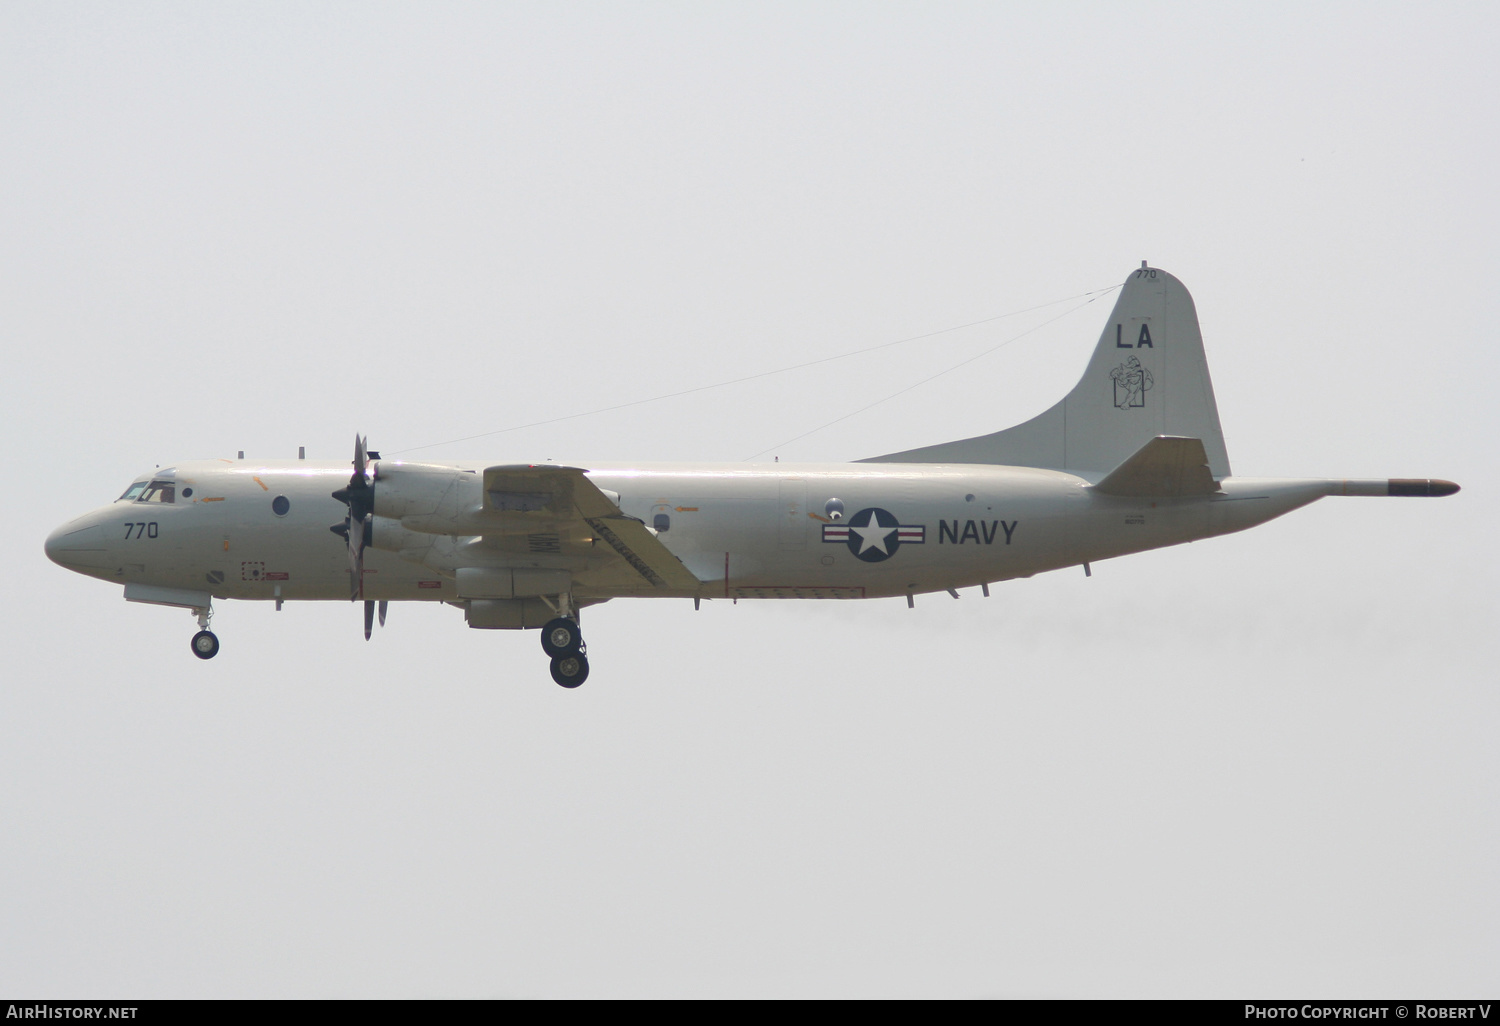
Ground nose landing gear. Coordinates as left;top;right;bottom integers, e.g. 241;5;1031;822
189;604;219;660
191;630;220;659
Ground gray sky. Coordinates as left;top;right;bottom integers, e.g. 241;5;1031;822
3;1;1495;998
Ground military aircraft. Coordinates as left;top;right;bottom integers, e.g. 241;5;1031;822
45;264;1458;687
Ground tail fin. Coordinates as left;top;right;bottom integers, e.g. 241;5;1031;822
862;265;1231;479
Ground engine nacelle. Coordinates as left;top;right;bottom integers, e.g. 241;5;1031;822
395;471;486;535
368;515;434;556
372;462;466;520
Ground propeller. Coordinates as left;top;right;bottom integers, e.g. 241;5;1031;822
331;436;385;640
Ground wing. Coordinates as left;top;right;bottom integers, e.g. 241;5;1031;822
477;464;701;593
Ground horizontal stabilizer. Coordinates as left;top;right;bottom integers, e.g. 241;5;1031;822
1092;436;1221;497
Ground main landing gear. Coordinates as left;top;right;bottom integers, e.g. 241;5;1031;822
540;616;589;688
189;604;219;660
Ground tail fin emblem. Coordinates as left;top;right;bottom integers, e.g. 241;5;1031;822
1110;356;1154;409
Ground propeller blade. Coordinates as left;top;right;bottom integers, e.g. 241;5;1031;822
333;435;377;601
332;435;377;608
364;600;375;640
349;530;364;601
378;600;388;628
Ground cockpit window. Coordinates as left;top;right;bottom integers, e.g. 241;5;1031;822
137;480;176;504
118;481;149;502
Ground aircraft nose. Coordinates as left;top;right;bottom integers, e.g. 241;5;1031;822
45;519;111;570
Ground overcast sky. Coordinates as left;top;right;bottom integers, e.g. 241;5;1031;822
3;1;1496;998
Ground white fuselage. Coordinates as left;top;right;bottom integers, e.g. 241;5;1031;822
47;458;1331;606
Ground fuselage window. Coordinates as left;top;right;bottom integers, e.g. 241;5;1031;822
118;481;148;502
653;513;670;532
137;481;175;504
272;495;290;516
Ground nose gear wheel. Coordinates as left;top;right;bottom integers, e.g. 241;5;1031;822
190;630;220;660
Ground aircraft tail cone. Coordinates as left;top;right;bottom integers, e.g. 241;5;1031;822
1332;478;1462;497
1389;478;1460;497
